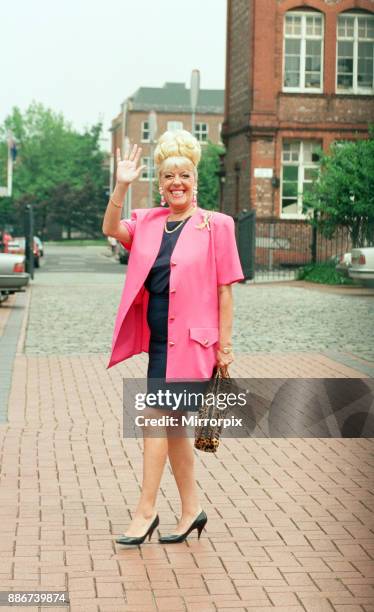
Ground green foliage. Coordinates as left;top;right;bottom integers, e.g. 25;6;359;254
296;259;355;285
197;141;225;210
153;177;161;207
152;140;225;210
303;126;374;248
0;102;109;238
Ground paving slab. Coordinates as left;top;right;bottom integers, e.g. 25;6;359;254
0;261;373;611
0;347;373;611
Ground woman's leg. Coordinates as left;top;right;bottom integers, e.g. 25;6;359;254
166;415;203;534
122;293;169;536
122;409;168;537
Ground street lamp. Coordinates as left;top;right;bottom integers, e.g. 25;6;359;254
123;135;131;218
148;110;157;208
190;69;200;138
24;203;34;280
119;100;133;219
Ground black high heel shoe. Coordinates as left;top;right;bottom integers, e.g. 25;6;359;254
116;514;159;546
158;510;207;544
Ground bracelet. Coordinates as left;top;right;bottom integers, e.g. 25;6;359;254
219;346;233;354
110;197;122;209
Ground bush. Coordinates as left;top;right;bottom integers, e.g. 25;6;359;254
296;259;355;285
303;126;374;248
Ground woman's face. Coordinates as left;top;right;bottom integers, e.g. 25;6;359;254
159;158;196;208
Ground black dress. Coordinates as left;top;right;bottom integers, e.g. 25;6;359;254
145;217;190;379
144;216;209;411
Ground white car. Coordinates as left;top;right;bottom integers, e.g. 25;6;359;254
335;252;352;277
349;247;374;288
0;253;30;302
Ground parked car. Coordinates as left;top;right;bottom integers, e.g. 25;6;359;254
0;231;13;253
34;236;44;257
115;242;129;265
335;252;352;278
0;253;30;301
7;237;40;268
6;239;21;254
349;247;374;288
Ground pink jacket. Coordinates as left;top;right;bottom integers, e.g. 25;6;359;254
107;205;244;380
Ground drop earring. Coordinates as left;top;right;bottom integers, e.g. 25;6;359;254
159;189;167;207
192;186;198;207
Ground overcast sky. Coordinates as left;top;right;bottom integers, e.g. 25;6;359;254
1;0;227;148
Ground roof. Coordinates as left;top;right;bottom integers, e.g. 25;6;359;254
126;82;224;114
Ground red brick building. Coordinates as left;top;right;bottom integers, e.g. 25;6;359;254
110;82;224;216
222;0;374;219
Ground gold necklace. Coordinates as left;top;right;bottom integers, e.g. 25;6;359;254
164;214;192;234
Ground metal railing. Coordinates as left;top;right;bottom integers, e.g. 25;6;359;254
252;217;353;281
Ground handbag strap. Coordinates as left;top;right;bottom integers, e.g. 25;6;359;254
216;365;230;379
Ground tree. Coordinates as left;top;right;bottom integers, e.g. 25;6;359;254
196;141;225;210
0;102;108;238
303;126;374;248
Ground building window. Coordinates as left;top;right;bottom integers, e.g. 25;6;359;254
281;140;321;217
337;13;374;94
140;157;156;181
194;123;209;142
283;11;324;92
141;121;150;142
167;121;183;132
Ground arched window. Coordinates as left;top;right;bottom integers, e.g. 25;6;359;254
283;9;324;93
337;11;374;94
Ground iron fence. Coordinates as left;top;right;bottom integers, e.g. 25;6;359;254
252;217;353;281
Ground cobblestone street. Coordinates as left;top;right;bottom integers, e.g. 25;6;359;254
25;247;374;364
0;245;373;612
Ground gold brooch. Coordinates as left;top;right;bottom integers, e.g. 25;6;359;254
195;211;213;231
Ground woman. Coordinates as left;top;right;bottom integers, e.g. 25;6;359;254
102;130;244;545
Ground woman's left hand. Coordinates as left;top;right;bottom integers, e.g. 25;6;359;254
216;349;234;369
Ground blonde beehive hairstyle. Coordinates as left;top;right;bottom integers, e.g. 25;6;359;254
154;129;201;179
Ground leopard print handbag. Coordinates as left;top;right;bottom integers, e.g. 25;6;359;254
194;365;233;453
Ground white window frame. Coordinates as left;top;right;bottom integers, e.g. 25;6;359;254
194;122;209;143
141;121;150;142
283;10;324;93
139;156;156;181
336;12;374;95
167;121;183;132
280;140;321;220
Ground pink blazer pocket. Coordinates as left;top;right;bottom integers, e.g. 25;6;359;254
189;327;219;347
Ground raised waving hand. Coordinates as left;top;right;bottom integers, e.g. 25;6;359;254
116;144;147;185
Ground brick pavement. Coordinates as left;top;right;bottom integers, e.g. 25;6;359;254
0;273;374;611
0;345;373;612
